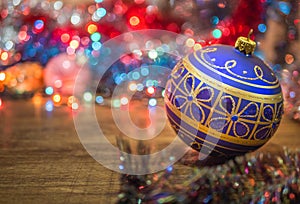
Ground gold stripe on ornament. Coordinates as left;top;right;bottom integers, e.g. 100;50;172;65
167;111;249;153
183;58;283;104
165;98;268;147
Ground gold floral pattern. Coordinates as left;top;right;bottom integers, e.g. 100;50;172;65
254;103;283;140
209;96;259;138
172;74;214;123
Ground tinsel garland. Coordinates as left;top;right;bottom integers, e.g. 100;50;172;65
116;138;300;204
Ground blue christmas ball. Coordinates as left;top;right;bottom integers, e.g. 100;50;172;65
165;42;283;157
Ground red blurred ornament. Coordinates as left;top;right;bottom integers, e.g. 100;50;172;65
216;0;264;45
44;53;90;96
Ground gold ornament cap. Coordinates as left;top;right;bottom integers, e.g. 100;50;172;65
235;29;256;55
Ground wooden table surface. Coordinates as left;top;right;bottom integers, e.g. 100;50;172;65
0;99;299;204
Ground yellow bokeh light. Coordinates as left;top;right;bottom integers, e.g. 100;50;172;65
129;16;140;26
185;38;195;48
70;40;80;49
87;24;98;34
1;52;8;61
193;43;202;51
53;94;62;103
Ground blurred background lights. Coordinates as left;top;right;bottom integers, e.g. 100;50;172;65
34;20;44;30
71;102;79;110
5;41;14;50
95;96;104;104
148;98;157;107
96;8;107;18
91;32;101;42
258;23;267;33
87;24;97;34
45;86;54;95
120;96;129;105
132;71;140;80
53;1;63;10
137;83;144;91
83;92;93;102
69;40;80;49
1;52;9;61
129;16;140;26
0;72;6;81
92;42;102;50
61;33;70;43
71;13;81;25
62;60;71;69
129;83;137;91
211;16;219;25
45;101;54;112
278;1;291;15
285;54;294;64
212;28;222;39
290;91;296;98
147;86;155;95
148;50;158;59
13;0;21;6
193;43;202;51
134;0;145;4
33;19;45;33
141;67;149;76
161;89;165;97
18;31;27;41
54;80;63;88
146;79;154;87
186;38;195;48
112;99;121;108
53;94;62;103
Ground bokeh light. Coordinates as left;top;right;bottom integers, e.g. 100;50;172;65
120;97;129;105
45;86;54;95
95;96;104;104
112;99;121;108
53;94;62;103
0;72;6;81
258;23;267;33
72;102;79;110
96;8;107;18
83;92;93;102
147;86;155;95
129;16;140;26
129;83;137;91
148;50;158;59
87;24;98;34
61;33;70;43
148;98;157;107
91;32;101;42
212;29;222;39
45;100;54;112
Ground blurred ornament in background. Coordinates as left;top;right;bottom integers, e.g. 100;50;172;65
165;31;284;159
44;53;91;96
3;62;43;98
